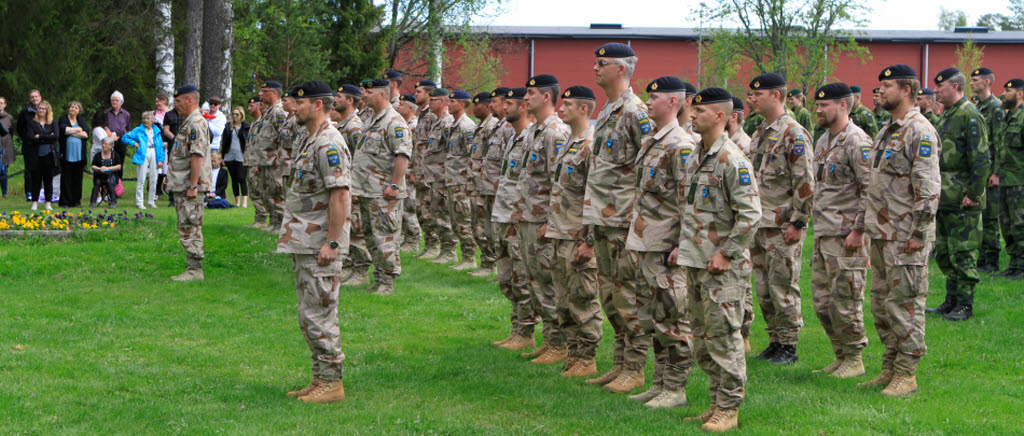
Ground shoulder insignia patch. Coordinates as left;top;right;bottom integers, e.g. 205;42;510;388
919;135;932;157
277;114;285;125
189;127;197;141
861;145;871;161
638;111;652;134
793;141;805;155
555;139;564;154
738;166;751;186
395;127;404;138
326;145;341;166
680;148;691;165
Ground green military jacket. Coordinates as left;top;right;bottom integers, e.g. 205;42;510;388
976;94;1004;174
792;106;816;139
936;97;990;211
850;103;878;139
923;111;940;126
997;104;1024;186
873;108;890;134
743;113;763;136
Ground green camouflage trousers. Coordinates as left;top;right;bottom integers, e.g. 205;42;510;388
415;182;438;248
403;186;421;246
291;254;345;381
811;236;869;359
429;183;456;250
258;165;285;229
346;198;372;271
446;186;476;258
472;194;497;268
552;239;603;360
496;222;537;336
247;167;267;224
1000;185;1024;269
173;194;204;270
980;185;1002;263
358;197;404;284
750;228;805;345
936;210;981;306
518;221;565;348
637;252;692;391
593;225;647;370
869;239;929;376
686;265;748;410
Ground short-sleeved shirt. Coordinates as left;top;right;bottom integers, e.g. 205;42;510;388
479;118;511;196
444;113;478;187
546;126;593;241
491;126;531;224
626;119;694;252
750;112;815;228
515;113;570;223
812;121;873;237
249;100;287;167
865;107;941;243
583;88;652;227
278;121;352;254
167;109;212;193
352;106;412;198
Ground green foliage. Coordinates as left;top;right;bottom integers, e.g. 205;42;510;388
939;7;968;30
451;33;506;94
955;40;986;100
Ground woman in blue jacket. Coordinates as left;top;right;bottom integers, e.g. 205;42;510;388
121;111;165;209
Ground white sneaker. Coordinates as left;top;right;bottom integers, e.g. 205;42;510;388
138;204;147;210
31;202;38;211
147;202;157;209
45;203;53;211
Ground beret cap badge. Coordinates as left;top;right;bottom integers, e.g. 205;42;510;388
564;90;570;97
695;95;702;103
885;69;891;77
297;89;304;97
651;83;658;90
819;91;825;98
599;48;606;55
529;79;536;86
753;81;760;88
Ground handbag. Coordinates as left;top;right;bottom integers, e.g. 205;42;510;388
114;178;125;197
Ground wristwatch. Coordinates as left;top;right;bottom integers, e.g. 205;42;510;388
792;220;806;230
188;185;198;191
328;240;340;249
390;183;400;191
585;237;595;247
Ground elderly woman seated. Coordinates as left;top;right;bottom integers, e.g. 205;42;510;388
89;137;122;208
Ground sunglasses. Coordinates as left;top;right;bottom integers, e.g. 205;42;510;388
595;60;614;67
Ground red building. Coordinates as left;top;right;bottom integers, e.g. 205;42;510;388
392;25;1024;112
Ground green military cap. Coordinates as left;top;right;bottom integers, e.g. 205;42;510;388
787;89;804;98
849;85;862;93
429;87;449;97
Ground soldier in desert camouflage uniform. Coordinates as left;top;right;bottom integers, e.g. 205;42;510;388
278;90;304;201
412;81;440;257
748;72;815;365
467;92;500;277
332;85;371;286
860;64;940;397
444;90;479;271
671;88;761;433
396;94;422;251
423;88;458;263
808;83;873;379
244;95;266;219
728;97;752;158
168;85;212;282
277;81;351;404
250;81;289;231
624;77;695;408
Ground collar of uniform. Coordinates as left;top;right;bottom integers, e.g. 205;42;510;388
370;106;391;126
700;131;731;160
764;111;794;133
342;111;359;126
569;125;594;145
604;87;635;116
820;122;854;156
730;129;745;142
261;100;283;121
653;118;680;141
539;112;560;131
947;96;969;115
431;111;452;127
890;106;922;127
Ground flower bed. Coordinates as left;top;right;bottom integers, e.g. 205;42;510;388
0;210;155;232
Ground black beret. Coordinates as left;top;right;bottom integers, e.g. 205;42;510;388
879;64;917;81
872;87;881;93
385;70;403;81
971;67;994;77
787;89;804;98
595;42;635;58
491;87;512;98
429;87;449;97
562;85;596;101
646;76;686;93
248;95;261;104
814;83;852;100
934;67;961;85
693;87;732;105
364;78;390;89
174;84;199;97
292;80;334;98
338;84;361;97
750;73;786;90
473;92;491;104
261;81;283;89
400;94;416;103
416;80;438;88
682;82;697;96
849;85;862;93
731;96;744;111
450;90;472;100
527;74;559;87
1005;79;1024;90
918;88;935;96
506;87;527;100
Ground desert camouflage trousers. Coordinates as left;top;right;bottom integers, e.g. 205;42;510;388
258;165;285;229
247;166;267;225
593;225;647;370
518;221;565;348
174;194;204;270
869;239;929;376
687;266;747;410
429;182;456;250
415;182;438;248
359;197;404;284
447;186;476;258
402;185;421;246
552;239;602;360
291;254;345;381
472;194;497;268
811;236;868;359
636;251;692;391
495;222;537;336
346;197;372;271
751;228;805;345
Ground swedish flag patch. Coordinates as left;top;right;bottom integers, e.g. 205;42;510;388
395;127;404;138
794;134;806;155
768;136;779;144
738;166;751;186
326;145;341;166
555;139;564;154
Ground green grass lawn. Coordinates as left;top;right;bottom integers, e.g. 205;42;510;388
1;177;1022;435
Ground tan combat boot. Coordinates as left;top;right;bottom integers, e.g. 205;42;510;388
562;359;597;378
586;365;622;385
531;346;568;365
287;377;321;398
521;344;551;359
499;335;536;351
297;379;345;404
743;337;751;354
701;408;739;432
451;258;477;271
812;358;844;374
340;269;370;286
831;355;865;379
858;369;895;388
469;266;495;278
628;384;663;403
685;404;717;422
400;241;419;252
171;269;204;282
881;374;918;397
645;388;687;409
414;245;440;259
431;250;458;264
492;332;515;347
373;282;395;296
561;357;579;372
603;369;644;394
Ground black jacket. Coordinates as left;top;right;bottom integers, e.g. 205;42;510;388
16;105;37;154
220;121;250;157
58;115;90;162
213;167;229;198
24;120;59;170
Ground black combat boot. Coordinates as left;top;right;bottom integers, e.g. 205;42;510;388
926;283;956;315
977;258;998;273
768;345;798;365
753;342;780;360
943;305;973;321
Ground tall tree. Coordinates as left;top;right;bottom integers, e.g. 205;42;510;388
184;0;204;87
156;0;176;102
322;0;389;85
955;40;985;100
938;7;968;30
202;0;233;108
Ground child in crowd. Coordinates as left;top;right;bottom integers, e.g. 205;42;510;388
205;152;231;208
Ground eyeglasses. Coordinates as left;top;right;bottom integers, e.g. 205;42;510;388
595;60;613;67
232;113;243;117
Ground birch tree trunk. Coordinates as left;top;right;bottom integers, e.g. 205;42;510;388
155;0;175;105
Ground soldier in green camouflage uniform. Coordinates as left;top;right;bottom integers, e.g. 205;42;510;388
809;83;872;379
916;88;941;126
491;87;539;350
673;88;761;432
351;79;412;295
742;91;763;136
787;89;816;138
624;77;695;407
748;73;815;365
412;81;439;257
277;81;351;403
582;43;653;391
333;85;371;286
861;64;940;397
424;88;458;263
993;79;1024;279
849;86;879;139
924;68;990;321
970;68;1006;272
444;90;479;271
468;92;500;276
168;85;212;282
546;86;602;378
250;82;289;231
872;87;891;134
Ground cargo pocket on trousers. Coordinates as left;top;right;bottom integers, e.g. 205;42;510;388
305;262;342;307
837;256;868;299
706;283;745;336
373;204;401;234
